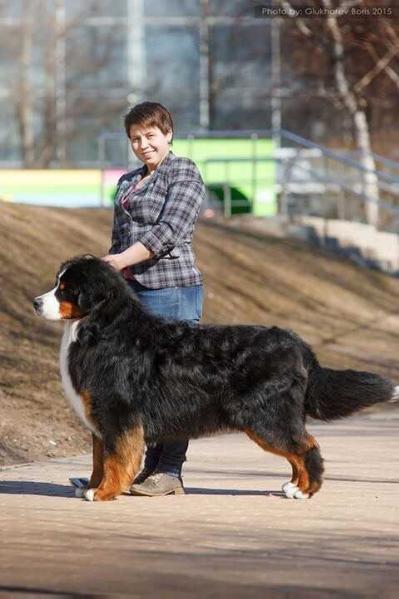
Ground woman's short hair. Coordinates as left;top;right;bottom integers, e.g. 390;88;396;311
124;102;174;139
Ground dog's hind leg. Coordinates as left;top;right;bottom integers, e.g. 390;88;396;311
84;425;144;502
281;436;324;499
300;440;324;498
245;430;324;499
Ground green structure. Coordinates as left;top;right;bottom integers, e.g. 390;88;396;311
0;136;276;213
173;137;276;216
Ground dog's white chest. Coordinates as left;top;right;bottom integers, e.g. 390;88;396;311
60;321;99;436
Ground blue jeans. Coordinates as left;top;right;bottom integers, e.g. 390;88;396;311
128;280;203;477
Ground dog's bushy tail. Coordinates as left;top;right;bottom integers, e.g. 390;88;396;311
305;364;397;421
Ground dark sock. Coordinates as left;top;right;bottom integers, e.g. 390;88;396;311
156;466;182;478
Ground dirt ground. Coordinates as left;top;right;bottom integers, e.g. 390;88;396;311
1;200;399;466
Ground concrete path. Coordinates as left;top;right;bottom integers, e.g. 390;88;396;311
0;414;398;598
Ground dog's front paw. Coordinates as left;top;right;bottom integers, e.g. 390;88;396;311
82;487;118;501
282;481;299;498
293;489;310;500
282;482;310;499
83;488;97;501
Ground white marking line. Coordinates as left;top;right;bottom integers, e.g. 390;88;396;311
36;269;67;320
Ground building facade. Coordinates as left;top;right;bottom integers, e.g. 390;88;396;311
0;0;272;166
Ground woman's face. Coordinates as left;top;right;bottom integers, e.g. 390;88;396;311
128;124;172;170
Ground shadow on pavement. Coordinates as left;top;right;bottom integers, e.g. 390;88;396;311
185;487;286;497
0;481;288;499
0;481;74;497
326;476;399;484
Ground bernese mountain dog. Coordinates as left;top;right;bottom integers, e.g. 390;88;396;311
33;255;398;502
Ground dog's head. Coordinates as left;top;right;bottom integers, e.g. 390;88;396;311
33;255;124;321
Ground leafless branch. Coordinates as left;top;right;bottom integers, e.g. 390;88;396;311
279;1;313;37
354;45;399;93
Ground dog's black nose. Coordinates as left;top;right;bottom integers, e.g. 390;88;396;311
33;297;42;312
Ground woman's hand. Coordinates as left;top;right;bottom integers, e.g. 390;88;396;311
102;243;154;271
102;254;127;271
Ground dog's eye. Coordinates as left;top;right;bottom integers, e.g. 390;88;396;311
59;283;79;297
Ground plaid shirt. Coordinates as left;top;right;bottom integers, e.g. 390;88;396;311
109;151;205;289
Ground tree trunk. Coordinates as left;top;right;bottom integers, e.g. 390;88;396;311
323;0;379;227
37;3;58;167
15;2;35;166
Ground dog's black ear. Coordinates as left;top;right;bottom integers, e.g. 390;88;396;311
77;286;112;313
77;288;93;314
77;287;118;345
78;289;116;345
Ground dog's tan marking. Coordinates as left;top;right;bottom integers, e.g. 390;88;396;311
245;430;321;496
302;435;323;496
59;300;83;319
90;425;144;501
74;390;101;438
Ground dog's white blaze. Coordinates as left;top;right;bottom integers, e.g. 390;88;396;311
37;270;67;320
60;321;100;436
38;287;61;320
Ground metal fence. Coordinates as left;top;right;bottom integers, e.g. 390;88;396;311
98;128;399;232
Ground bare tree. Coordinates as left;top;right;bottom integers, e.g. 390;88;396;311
280;0;399;226
13;1;35;166
3;0;126;167
322;0;379;226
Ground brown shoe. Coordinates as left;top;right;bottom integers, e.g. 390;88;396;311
130;472;185;496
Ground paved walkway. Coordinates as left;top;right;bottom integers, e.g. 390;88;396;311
0;414;398;598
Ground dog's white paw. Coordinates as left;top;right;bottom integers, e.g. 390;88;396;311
293;489;310;500
282;481;299;499
75;487;86;498
83;488;96;502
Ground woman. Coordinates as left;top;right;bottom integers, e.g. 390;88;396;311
102;101;205;496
